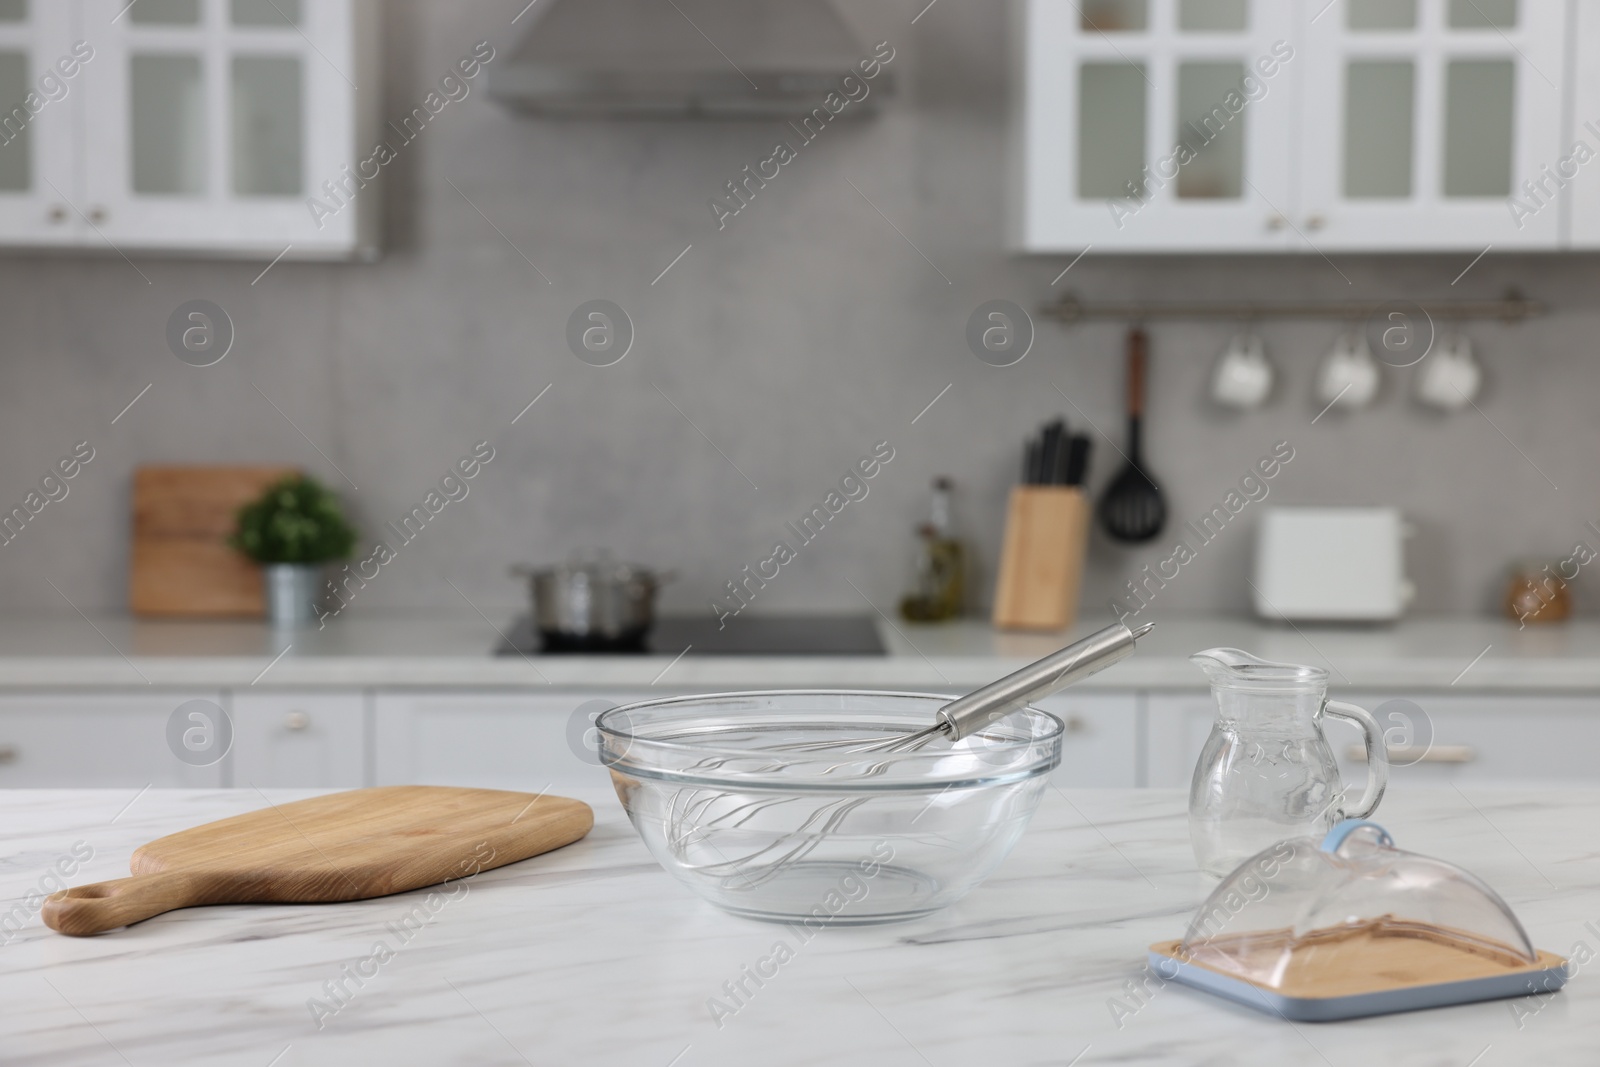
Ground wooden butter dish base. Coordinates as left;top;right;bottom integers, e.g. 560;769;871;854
1149;919;1567;1022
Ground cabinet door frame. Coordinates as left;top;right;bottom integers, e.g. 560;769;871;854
1333;690;1600;786
1034;691;1142;788
0;690;226;787
373;689;657;794
77;0;376;258
1295;0;1567;250
1562;0;1600;246
1014;0;1300;252
230;689;368;788
0;2;84;245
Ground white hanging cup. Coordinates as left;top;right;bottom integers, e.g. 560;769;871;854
1415;333;1482;411
1315;332;1380;410
1210;333;1273;410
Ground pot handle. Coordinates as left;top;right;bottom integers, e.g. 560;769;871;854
1325;699;1389;821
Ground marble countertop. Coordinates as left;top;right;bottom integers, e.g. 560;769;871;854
1;612;1599;692
1;786;1594;1065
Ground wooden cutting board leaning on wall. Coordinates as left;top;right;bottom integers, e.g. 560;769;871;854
130;466;299;617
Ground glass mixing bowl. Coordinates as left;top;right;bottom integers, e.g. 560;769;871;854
595;690;1063;924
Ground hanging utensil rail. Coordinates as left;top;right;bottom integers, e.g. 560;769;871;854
1042;287;1545;325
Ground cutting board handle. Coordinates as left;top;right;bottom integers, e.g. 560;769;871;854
42;871;209;936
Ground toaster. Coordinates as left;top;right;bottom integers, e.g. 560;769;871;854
1252;507;1413;622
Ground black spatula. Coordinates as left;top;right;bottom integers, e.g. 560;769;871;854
1097;328;1167;543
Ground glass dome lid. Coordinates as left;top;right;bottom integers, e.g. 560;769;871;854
1150;820;1566;1021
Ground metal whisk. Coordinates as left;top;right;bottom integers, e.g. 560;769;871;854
665;620;1153;887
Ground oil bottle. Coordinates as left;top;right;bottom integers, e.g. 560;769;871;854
899;476;965;622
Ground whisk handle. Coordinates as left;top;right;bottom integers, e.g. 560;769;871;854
935;621;1152;741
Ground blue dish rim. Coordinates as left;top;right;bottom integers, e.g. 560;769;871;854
1147;944;1568;1022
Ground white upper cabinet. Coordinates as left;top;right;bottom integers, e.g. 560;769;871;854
1015;0;1575;252
0;0;378;259
1015;0;1299;252
0;1;85;245
1298;0;1565;250
1563;2;1600;247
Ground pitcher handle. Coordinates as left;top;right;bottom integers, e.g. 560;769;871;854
1324;700;1389;820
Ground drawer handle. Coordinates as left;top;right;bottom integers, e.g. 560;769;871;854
1347;743;1476;764
284;711;311;731
0;744;16;764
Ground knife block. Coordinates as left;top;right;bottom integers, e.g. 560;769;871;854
991;486;1090;632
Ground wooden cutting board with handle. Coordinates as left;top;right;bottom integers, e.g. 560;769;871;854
129;465;299;617
42;786;593;936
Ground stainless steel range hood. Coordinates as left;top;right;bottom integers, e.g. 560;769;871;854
487;0;892;119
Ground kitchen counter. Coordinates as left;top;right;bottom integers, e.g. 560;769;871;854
1;612;1599;692
2;786;1594;1065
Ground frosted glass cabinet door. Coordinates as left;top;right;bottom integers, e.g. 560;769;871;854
77;0;372;257
1296;0;1566;250
1015;0;1299;251
0;2;84;245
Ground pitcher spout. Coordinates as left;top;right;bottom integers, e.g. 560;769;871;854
1188;647;1329;691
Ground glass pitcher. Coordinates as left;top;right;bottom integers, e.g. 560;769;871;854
1188;648;1388;877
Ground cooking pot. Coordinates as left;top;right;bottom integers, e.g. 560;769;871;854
512;561;673;651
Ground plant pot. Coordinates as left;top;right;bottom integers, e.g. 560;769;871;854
263;563;325;627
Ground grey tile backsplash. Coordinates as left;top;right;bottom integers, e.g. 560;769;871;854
1;0;1594;622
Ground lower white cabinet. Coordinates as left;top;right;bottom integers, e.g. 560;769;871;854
3;685;1598;790
1145;694;1218;791
1035;693;1141;788
371;694;1139;793
373;690;657;794
0;692;225;787
1149;691;1600;791
1334;693;1600;788
372;690;1143;792
230;691;367;789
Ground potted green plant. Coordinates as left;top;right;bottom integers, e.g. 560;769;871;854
231;475;358;626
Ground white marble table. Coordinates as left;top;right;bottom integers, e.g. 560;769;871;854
1;787;1595;1066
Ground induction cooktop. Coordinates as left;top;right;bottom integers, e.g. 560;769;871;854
494;614;886;656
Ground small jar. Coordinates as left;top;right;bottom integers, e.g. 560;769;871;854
1503;559;1571;625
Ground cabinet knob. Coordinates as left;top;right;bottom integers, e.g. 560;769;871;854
1266;213;1287;231
1064;715;1086;734
1305;213;1327;231
284;711;311;731
47;204;67;224
88;206;108;224
0;744;17;764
